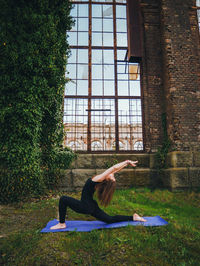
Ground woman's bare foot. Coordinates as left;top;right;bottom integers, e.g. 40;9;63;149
50;222;66;230
133;213;147;222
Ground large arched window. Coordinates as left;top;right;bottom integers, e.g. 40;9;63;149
64;0;143;152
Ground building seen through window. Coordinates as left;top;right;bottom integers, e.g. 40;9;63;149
64;0;143;151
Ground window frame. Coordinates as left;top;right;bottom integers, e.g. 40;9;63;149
64;0;145;153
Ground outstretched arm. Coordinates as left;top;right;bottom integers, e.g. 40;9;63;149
92;160;138;182
112;160;138;174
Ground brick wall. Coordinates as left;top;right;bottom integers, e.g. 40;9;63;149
140;0;164;152
160;0;200;151
140;0;200;152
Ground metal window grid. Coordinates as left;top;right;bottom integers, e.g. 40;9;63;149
64;0;144;152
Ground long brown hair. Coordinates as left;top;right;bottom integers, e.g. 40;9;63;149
95;180;116;207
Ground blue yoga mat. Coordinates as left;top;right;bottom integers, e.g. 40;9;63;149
41;216;168;233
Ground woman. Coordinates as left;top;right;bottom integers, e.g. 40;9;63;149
50;160;146;230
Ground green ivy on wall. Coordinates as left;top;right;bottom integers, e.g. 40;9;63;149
0;0;75;202
153;113;171;187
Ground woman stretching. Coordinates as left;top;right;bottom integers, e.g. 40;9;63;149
50;160;146;230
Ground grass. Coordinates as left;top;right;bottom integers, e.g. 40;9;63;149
0;188;200;266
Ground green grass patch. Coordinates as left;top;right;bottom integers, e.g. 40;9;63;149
0;189;200;265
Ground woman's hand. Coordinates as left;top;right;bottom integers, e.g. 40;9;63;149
126;160;138;167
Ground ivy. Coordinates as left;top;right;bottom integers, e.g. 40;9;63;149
153;113;171;187
0;0;75;203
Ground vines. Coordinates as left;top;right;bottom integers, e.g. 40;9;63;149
0;0;75;202
154;113;171;186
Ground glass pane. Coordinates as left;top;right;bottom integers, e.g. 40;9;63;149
198;9;200;30
118;73;128;80
103;32;113;46
92;5;102;17
92;80;103;95
64;98;88;151
92;65;103;79
117;49;127;60
118;81;128;95
70;4;77;17
116;0;126;3
197;0;200;7
117;64;125;73
68;49;76;64
116;5;127;18
77;80;88;95
78;18;88;31
130;81;141;96
67;31;77;45
92;0;113;2
65;82;76;96
103;50;114;63
92;32;103;46
92;49;103;64
118;100;128;120
78;49;88;63
117;33;127;47
104;80;115;95
104;65;114;79
91;141;103;151
78;4;88;17
91;98;115;151
66;64;76;79
103;5;113;18
103;19;113;32
77;64;88;79
71;18;78;31
64;98;73;120
134;141;143;151
116;19;127;32
78;32;88;45
92;18;102;31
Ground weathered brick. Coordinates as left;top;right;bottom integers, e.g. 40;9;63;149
141;0;199;153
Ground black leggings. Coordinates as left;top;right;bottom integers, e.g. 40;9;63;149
59;196;133;224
